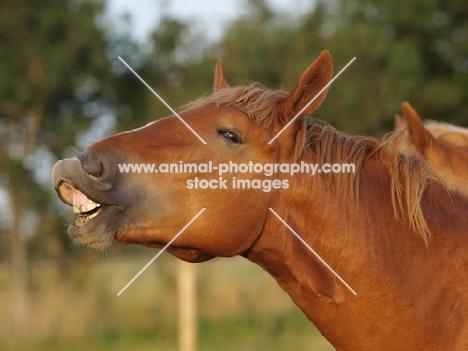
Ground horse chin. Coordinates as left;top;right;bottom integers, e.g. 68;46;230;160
71;233;114;250
67;204;122;250
68;224;115;250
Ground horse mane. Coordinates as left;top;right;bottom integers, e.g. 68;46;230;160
300;122;440;245
184;83;443;245
424;120;468;149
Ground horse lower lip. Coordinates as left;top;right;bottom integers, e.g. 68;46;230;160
73;206;103;227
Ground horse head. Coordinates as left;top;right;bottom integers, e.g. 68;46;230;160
398;102;468;189
52;51;333;261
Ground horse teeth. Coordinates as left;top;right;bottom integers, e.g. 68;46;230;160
88;211;100;219
73;202;102;214
85;203;100;212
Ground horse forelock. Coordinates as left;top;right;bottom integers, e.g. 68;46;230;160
183;83;288;128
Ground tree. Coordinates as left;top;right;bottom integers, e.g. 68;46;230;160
0;0;119;336
203;0;467;134
316;0;468;133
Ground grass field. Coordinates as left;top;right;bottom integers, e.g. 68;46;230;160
0;248;334;351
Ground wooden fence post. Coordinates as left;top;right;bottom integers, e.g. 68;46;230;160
178;260;197;351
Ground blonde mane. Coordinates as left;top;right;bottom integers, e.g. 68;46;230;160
425;120;468;149
184;84;442;245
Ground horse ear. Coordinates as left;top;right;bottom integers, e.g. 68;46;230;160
394;114;405;131
278;50;333;123
402;102;432;154
213;59;230;92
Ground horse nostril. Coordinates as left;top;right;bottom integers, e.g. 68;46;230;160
78;152;104;178
83;161;103;177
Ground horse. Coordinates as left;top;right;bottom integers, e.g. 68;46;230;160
395;102;468;191
52;51;468;350
425;121;468;148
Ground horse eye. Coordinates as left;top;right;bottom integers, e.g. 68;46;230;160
218;130;242;144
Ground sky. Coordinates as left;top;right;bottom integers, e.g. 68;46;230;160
105;0;314;42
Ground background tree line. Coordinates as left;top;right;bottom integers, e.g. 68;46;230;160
0;0;466;347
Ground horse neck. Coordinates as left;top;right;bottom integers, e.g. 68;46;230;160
245;150;468;350
244;154;392;338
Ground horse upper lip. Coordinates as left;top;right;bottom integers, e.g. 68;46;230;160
52;157;114;207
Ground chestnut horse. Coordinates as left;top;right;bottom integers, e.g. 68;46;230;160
395;102;468;191
52;51;468;350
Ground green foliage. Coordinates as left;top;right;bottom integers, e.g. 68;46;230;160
0;0;121;260
0;0;115;155
216;1;299;88
320;0;468;132
113;15;214;131
198;0;468;133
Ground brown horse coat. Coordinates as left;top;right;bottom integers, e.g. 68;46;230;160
53;51;468;350
396;102;468;192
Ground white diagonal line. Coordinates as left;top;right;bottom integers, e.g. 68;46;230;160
117;208;206;296
118;56;207;145
268;57;356;144
268;208;357;295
